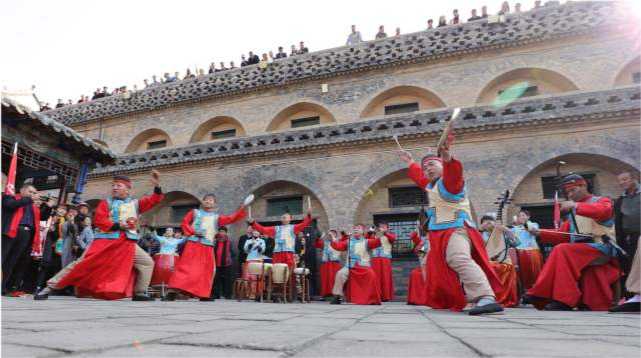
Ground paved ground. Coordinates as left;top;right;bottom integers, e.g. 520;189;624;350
1;297;640;358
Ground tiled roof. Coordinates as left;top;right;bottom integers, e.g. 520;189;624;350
45;1;633;126
90;86;641;176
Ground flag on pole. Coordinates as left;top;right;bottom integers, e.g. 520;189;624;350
4;142;18;196
553;191;561;229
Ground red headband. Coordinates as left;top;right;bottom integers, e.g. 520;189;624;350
421;156;443;166
113;179;131;188
563;179;587;189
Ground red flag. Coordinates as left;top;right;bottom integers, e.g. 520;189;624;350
553;191;561;229
4;143;18;196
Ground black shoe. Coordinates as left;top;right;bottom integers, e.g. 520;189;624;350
33;287;51;301
199;297;215;302
132;294;155;301
521;294;546;305
609;302;641;313
161;292;177;301
330;296;342;305
469;302;504;315
544;300;573;311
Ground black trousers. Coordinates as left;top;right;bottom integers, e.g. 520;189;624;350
618;232;640;297
212;266;233;299
1;227;34;293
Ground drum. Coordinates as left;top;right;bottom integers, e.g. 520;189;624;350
151;254;180;285
247;262;272;276
271;263;290;283
293;267;310;275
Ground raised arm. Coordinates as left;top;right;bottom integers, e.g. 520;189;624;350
441;157;465;195
408;162;429;189
137;188;164;214
293;214;312;234
330;238;348;251
219;207;246;226
538;220;571;245
251;221;276;237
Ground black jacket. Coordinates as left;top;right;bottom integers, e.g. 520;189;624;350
2;195;52;236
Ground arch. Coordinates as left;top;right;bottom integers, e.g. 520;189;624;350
266;102;336;132
475;68;579;104
613;56;640;87
509;153;639;227
359;85;447;119
189;116;247;143
92;139;109;148
124;128;173;153
138;190;201;226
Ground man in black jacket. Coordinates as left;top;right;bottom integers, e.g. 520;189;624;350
2;184;53;294
247;51;260;65
236;224;253;276
615;170;641;297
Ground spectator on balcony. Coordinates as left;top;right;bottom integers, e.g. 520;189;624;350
92;89;101;100
396;27;401;36
514;3;521;12
151;75;161;86
346;25;363;46
481;5;489;18
208;63;215;74
197;68;205;77
534;0;541;8
101;86;110;97
40;103;51;111
275;46;288;59
499;1;510;15
67;99;73;106
427;19;434;30
468;9;482;21
77;95;84;103
217;61;228;72
247;51;260;65
290;45;298;57
240;55;248;67
164;72;174;83
449;9;460;25
437;16;447;27
298;42;309;54
258;53;270;70
173;71;180;81
183;69;195;80
268;51;275;63
112;88;120;96
375;25;387;39
229;62;236;70
143;79;150;88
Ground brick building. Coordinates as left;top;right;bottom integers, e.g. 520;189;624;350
44;1;641;298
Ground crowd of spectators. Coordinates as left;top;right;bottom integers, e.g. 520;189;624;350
40;1;548;112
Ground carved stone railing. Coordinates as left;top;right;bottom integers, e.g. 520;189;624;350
90;86;641;176
46;1;633;126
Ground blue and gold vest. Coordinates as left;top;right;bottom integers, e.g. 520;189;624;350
274;225;296;253
570;196;616;255
94;197;140;241
425;179;475;231
321;237;343;263
345;237;372;268
371;234;393;259
187;209;219;246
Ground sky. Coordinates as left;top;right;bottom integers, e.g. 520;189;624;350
0;0;629;107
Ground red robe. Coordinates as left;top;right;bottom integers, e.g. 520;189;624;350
527;195;620;311
491;262;519;307
408;159;504;311
370;232;396;301
57;192;164;300
168;207;245;298
517;249;543;290
315;237;345;297
251;215;312;271
331;237;382;305
407;231;427;305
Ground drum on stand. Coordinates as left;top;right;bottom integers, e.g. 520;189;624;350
151;253;180;285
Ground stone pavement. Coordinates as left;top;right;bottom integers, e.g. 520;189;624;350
2;297;639;357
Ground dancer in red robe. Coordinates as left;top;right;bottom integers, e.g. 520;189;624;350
369;223;396;301
524;174;620;311
330;224;382;305
163;193;246;301
35;170;164;301
397;128;504;315
407;230;428;305
315;230;345;299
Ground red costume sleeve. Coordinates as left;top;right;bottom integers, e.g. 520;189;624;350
315;238;324;249
538;220;571;245
219;207;246;226
408;162;429;189
93;199;115;232
410;231;422;247
251;221;276;237
293;214;312;234
181;209;196;237
383;232;396;243
576;196;613;222
330;239;348;251
367;238;382;250
138;191;164;214
442;157;464;194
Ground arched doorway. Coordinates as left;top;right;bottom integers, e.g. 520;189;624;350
475;68;579;104
266;102;337;132
359;85;446;119
124;128;173;153
613;56;640;87
189;116;247;143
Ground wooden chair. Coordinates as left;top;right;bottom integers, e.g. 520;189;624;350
268;263;290;303
234;263;250;301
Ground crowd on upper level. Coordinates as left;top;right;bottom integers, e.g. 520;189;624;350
39;0;549;112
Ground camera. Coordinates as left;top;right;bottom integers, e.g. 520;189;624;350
40;195;50;202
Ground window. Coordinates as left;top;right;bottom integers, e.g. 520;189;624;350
147;140;167;150
633;72;641;84
267;196;303;216
374;213;419;258
211;129;236;140
541;173;596;199
171;204;199;222
389;187;428;207
384;103;419;115
291;116;320;128
499;85;539;98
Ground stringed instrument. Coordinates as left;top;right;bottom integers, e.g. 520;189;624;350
484;190;513;264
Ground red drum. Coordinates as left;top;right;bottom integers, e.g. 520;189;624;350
151;254;180;285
